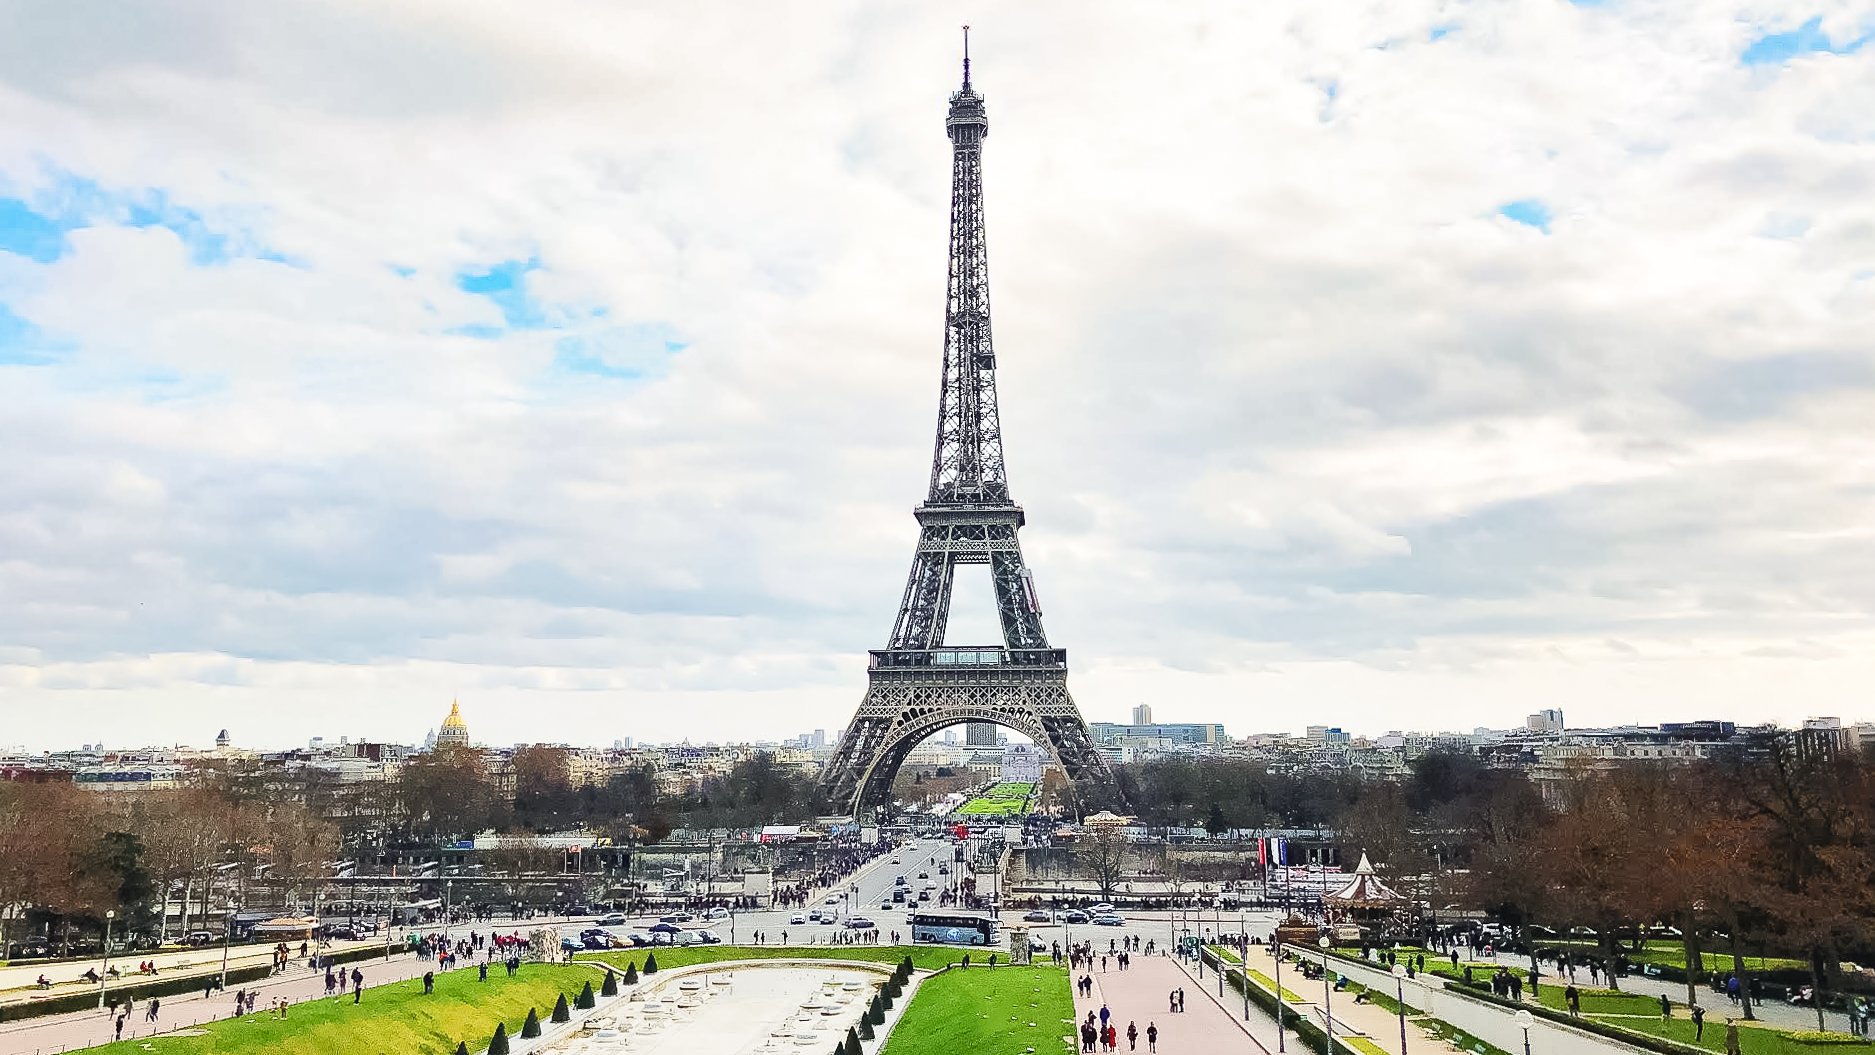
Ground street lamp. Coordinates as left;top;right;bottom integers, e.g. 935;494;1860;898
97;909;115;1010
1392;962;1410;1055
1319;936;1335;1048
1272;937;1287;1052
1514;1009;1533;1055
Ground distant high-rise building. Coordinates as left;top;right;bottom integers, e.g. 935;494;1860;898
1132;704;1153;726
215;729;230;749
965;723;997;747
1525;709;1565;733
811;729;828;749
436;699;470;748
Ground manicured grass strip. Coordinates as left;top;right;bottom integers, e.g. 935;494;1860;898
1347;1038;1392;1055
1586;1015;1874;1055
1246;968;1309;1004
86;963;597;1055
583;945;982;974
880;965;1074;1055
1537;987;1663;1015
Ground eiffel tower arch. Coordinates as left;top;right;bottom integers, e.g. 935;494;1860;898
818;36;1125;819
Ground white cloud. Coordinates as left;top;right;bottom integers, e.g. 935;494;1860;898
0;0;1872;749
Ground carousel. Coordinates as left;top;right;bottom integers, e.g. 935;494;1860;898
1322;853;1411;938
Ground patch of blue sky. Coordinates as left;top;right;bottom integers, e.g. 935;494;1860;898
456;257;548;329
0;302;65;366
0;172;288;266
1498;199;1552;233
547;324;687;383
1428;23;1458;41
1741;16;1873;65
0;197;68;262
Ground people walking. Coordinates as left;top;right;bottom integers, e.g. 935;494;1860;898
1565;984;1581;1016
1127;1021;1138;1051
1693;1005;1706;1041
1147;1022;1158;1053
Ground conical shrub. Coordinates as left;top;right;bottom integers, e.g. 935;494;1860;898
577;980;596;1009
845;1026;862;1055
522;1007;542;1038
489;1023;511;1055
611;966;628;991
858;1017;875;1041
869;994;885;1026
553;993;571;1023
881;987;894;1010
643;953;659;975
454;1044;469;1055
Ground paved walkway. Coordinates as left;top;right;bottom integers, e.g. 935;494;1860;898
1072;951;1276;1055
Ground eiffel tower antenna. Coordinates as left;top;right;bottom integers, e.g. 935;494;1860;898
817;39;1124;819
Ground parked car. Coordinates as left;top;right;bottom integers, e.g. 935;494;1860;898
626;932;654;947
846;917;876;930
184;931;217;946
598;912;629;927
582;934;612;949
561;937;583;952
695;930;723;944
659;913;692;925
702;907;730;921
1029;936;1048;953
808;910;825;923
649;922;682;935
1091;914;1125;927
1022;910;1052;923
789;915;807;925
1063;910;1089;924
1090;903;1114;913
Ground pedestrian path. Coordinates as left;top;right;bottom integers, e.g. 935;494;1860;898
1571;969;1851;1034
1071;951;1275;1055
0;950;471;1055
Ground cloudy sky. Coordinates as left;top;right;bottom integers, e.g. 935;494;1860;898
2;1;1872;752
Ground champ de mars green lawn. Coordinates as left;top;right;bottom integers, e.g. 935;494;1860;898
87;963;599;1055
879;965;1074;1055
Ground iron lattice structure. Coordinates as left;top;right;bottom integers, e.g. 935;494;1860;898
818;46;1124;817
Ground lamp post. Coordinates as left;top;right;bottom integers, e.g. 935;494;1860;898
1392;962;1410;1055
1515;1009;1534;1055
219;902;238;988
1273;937;1287;1052
1319;936;1335;1049
97;909;116;1010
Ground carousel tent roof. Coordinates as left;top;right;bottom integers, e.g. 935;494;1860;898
1324;853;1408;908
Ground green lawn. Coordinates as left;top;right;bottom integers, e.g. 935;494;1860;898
1590;1014;1870;1055
1536;986;1662;1015
957;783;1035;818
86;963;598;1055
583;945;988;974
879;965;1074;1055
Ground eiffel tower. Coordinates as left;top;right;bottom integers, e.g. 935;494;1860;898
818;35;1124;818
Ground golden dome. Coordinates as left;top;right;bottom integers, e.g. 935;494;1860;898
437;699;470;745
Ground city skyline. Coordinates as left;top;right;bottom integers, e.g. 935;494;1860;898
4;4;1875;749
